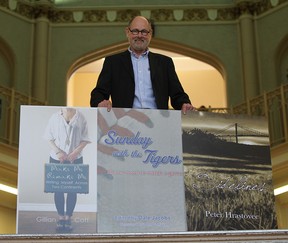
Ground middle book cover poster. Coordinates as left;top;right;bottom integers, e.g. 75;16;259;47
96;108;187;233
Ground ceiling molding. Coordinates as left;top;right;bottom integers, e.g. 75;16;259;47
1;0;287;24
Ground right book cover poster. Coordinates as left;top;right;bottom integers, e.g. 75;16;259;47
181;111;278;231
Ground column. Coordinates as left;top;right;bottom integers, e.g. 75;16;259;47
32;16;49;102
237;0;259;99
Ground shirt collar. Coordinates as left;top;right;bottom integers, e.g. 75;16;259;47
128;47;149;58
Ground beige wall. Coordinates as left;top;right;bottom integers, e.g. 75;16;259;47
179;70;226;108
68;73;98;107
68;69;226;108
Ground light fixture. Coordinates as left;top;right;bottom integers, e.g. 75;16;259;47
0;183;18;195
274;185;288;196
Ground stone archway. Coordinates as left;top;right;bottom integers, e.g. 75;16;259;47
66;39;226;109
275;34;288;85
0;37;15;87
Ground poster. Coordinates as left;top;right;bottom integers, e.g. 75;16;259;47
182;111;277;231
17;106;277;234
96;108;187;233
17;106;97;234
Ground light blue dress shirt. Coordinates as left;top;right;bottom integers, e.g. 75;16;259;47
129;48;157;109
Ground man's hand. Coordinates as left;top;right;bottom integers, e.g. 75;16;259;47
98;100;112;112
181;103;195;115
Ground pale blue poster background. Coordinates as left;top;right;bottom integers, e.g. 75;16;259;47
97;108;187;233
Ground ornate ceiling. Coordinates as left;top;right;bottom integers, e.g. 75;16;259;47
0;0;287;23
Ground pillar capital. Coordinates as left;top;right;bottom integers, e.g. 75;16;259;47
234;0;262;15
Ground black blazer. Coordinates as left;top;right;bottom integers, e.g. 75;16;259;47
90;50;191;110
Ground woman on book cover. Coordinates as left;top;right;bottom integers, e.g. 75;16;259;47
44;108;90;232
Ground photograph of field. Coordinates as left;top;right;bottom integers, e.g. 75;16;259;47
181;111;277;231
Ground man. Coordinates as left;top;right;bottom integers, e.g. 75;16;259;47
90;16;194;114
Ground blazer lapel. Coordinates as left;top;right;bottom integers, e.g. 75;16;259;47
120;50;134;80
148;52;158;81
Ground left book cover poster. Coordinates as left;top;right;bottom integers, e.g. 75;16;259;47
17;106;98;234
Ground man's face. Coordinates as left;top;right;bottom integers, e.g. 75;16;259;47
126;17;152;54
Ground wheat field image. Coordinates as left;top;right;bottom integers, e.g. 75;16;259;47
181;112;277;231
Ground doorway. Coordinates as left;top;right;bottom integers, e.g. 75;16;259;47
67;47;226;109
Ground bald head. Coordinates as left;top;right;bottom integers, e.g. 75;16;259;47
128;16;152;28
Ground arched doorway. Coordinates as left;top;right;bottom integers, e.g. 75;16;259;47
67;40;226;109
275;34;288;85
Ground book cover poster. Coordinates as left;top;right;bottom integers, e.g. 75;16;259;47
17;106;97;234
182;111;277;231
97;108;187;233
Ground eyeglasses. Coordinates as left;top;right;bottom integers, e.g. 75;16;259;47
128;28;151;36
